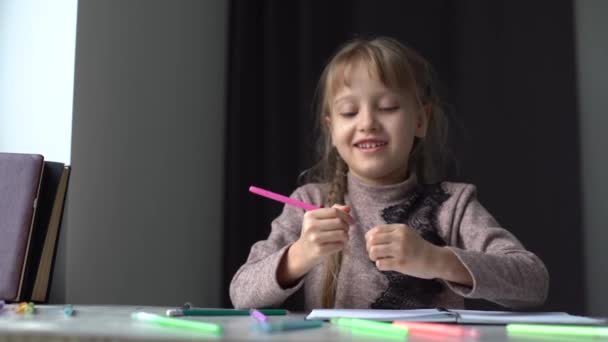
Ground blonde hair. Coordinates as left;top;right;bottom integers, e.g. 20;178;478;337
307;37;450;308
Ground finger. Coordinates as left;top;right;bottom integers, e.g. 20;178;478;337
304;207;340;220
366;231;397;253
321;229;349;244
307;217;349;232
306;207;353;225
365;225;391;240
366;231;394;247
331;205;355;225
376;257;397;272
309;229;348;245
371;224;400;234
369;244;393;261
333;204;351;213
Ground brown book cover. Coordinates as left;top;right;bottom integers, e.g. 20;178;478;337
0;152;44;301
31;164;70;302
19;162;71;302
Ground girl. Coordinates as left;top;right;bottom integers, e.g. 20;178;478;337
230;37;549;310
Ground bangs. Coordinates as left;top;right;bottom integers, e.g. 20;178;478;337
323;41;418;113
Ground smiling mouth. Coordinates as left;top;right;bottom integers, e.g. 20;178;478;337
355;141;388;150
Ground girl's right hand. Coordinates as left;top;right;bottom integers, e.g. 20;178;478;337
295;205;353;266
278;205;353;287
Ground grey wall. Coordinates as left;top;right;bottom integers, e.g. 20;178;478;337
575;0;608;316
50;0;227;306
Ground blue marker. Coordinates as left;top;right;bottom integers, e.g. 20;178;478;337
63;304;74;317
255;320;324;333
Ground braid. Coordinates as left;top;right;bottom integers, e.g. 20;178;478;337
326;152;347;206
320;151;348;308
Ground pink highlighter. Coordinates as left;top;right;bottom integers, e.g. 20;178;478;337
248;186;355;224
392;321;479;338
248;186;320;211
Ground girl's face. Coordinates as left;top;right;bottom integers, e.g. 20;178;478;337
326;63;429;186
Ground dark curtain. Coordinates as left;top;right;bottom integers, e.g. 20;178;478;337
223;0;583;314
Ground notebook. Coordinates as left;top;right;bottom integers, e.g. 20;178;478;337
0;153;44;301
306;308;606;325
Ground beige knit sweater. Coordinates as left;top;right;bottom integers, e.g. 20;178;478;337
230;173;549;310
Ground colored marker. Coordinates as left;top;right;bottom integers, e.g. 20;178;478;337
331;318;408;337
249;186;319;211
132;312;222;335
166;308;287;317
250;309;268;323
393;321;479;337
255;320;324;332
506;324;608;338
63;305;74;317
14;302;32;314
14;302;27;313
249;186;354;224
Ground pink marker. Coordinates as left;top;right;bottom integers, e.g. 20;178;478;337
393;321;479;338
249;186;354;224
249;186;319;211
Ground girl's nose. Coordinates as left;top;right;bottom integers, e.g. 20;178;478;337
357;107;379;132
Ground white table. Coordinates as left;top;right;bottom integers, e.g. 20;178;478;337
0;305;597;342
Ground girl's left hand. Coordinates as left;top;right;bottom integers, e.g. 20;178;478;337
365;224;440;279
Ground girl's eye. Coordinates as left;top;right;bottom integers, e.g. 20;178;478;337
340;112;357;117
380;106;399;112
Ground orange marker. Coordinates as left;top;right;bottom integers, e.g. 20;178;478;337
15;302;28;314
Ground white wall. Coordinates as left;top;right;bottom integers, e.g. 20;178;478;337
575;0;608;316
0;0;77;163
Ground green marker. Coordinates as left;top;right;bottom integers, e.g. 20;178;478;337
132;312;223;335
507;324;608;338
255;320;324;332
166;308;287;317
331;318;408;337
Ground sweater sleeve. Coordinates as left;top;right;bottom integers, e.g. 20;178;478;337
441;184;549;309
229;186;314;309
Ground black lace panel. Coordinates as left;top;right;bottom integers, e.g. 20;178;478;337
370;184;450;309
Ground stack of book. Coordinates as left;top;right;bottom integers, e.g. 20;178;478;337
0;153;70;303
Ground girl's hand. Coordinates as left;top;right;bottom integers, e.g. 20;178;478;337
291;205;354;269
278;205;353;288
365;224;440;279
